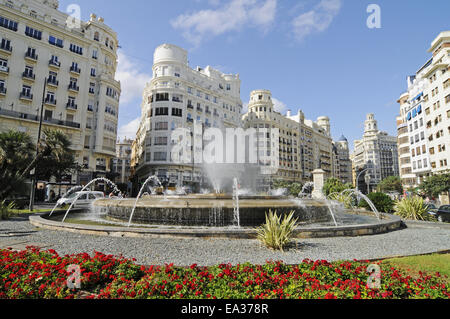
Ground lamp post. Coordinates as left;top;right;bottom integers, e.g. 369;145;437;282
356;168;370;192
29;77;47;212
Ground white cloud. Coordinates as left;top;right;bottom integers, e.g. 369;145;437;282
115;50;152;104
171;0;277;46
272;97;287;113
292;0;342;41
118;117;140;140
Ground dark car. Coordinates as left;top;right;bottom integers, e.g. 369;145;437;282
435;205;450;223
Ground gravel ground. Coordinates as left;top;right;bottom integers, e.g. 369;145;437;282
1;215;449;266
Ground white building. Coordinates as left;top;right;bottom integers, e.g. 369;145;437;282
242;89;336;189
112;138;133;185
352;114;399;192
398;31;450;187
133;44;243;189
0;0;121;187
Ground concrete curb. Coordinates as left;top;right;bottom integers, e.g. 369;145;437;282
29;211;403;239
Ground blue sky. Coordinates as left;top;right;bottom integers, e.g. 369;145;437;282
59;0;450;150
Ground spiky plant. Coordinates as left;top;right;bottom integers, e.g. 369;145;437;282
394;196;433;221
257;210;299;252
0;200;15;220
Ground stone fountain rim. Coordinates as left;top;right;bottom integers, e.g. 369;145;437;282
29;211;403;239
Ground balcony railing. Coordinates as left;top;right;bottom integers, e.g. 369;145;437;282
49;59;61;68
0;108;80;129
22;72;35;80
0;65;9;73
45;98;57;105
66;102;78;110
25;51;38;61
0;43;12;53
68;84;79;92
19;92;33;100
70;66;81;74
47;78;59;86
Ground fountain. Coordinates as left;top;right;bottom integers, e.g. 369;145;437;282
128;175;163;227
61;177;123;223
232;177;240;228
49;185;82;217
32;169;403;239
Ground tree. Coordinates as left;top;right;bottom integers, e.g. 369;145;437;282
323;178;353;196
36;129;81;196
377;176;403;194
419;173;450;198
0;129;80;199
0;131;35;199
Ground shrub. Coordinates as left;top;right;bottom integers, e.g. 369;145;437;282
323;178;353;197
394;196;434;221
328;192;357;209
257;210;298;252
0;200;14;220
359;192;394;214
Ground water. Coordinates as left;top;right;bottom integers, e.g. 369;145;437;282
61;178;123;223
232;177;240;227
127;175;163;227
299;182;314;198
49;185;82;217
332;189;381;220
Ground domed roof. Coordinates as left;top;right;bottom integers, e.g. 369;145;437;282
338;135;348;142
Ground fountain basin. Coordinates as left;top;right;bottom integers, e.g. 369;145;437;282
94;195;335;227
30;211;403;239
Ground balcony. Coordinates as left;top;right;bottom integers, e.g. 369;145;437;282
70;66;81;74
25;51;38;62
187;104;194;109
22;72;35;81
0;43;12;54
49;59;61;68
0;108;80;129
0;65;9;74
47;78;59;87
68;83;80;92
44;98;57;106
196;107;203;113
19;92;33;101
66;102;78;110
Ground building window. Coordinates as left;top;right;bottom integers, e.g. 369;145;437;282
49;35;64;48
155;122;168;131
69;43;83;55
154;152;167;161
0;16;18;31
25;26;42;40
155;107;169;116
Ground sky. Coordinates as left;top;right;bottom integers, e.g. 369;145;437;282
59;0;450;151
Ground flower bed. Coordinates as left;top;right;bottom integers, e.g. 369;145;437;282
0;247;448;299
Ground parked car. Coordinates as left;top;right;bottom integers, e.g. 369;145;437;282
57;191;104;208
433;205;450;223
425;203;438;217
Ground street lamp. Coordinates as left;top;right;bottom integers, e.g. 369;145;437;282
29;77;47;212
356;168;370;192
